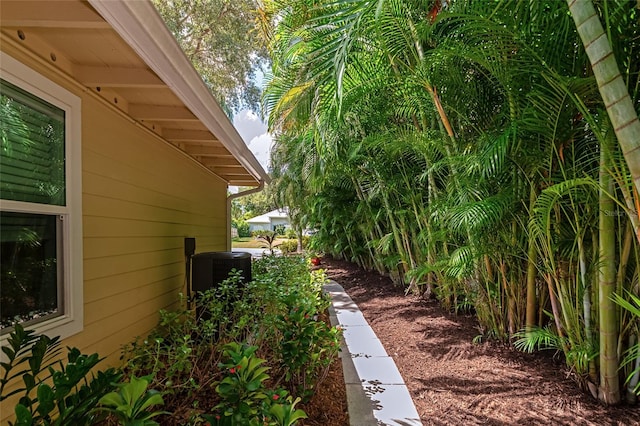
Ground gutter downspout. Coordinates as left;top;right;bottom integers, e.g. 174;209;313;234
227;181;265;251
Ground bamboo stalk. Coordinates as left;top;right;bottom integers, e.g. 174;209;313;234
597;132;621;404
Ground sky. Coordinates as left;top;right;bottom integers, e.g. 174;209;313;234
233;109;272;173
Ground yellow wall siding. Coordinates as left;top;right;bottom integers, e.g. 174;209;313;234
66;93;228;361
1;42;228;363
1;41;236;425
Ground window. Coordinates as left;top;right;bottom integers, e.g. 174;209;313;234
0;52;82;340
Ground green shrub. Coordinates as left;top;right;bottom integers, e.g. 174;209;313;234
278;240;299;254
278;236;312;251
276;296;341;399
203;342;306;426
285;229;297;239
121;255;340;424
236;222;251;238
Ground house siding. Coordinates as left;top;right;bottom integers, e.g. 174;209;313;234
249;222;271;232
1;41;227;405
64;92;227;360
271;217;290;228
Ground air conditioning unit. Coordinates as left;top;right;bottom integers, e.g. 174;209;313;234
191;251;252;293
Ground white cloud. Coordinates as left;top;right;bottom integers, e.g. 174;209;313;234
248;133;273;170
233;110;268;144
233;109;272;172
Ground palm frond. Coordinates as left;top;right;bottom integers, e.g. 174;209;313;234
513;326;565;353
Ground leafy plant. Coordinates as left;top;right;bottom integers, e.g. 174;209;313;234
268;396;307;426
613;291;640;396
514;326;566;353
1;325;61;401
1;324;121;426
210;342;271;422
121;255;339;423
204;342;308;426
253;230;278;255
276;296;341;398
97;375;168;425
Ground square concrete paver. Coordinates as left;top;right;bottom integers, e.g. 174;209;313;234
352;356;405;385
342;324;378;340
328;293;359;311
335;309;369;326
367;384;422;426
343;329;388;357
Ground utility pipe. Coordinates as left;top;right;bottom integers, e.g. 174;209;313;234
226;181;265;250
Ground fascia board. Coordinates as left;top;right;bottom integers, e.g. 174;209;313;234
88;0;270;185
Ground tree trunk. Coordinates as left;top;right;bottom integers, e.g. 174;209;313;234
597;132;621;404
296;227;303;252
526;185;538;329
568;0;640;195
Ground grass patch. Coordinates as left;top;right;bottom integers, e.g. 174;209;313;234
232;238;291;249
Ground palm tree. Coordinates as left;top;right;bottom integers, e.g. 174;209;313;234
567;0;640;404
567;0;640;196
262;0;640;405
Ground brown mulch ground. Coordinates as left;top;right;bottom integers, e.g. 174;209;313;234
317;256;640;426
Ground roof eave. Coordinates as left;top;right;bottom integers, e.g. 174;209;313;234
87;0;270;185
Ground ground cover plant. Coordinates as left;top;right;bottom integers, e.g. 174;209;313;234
121;254;341;425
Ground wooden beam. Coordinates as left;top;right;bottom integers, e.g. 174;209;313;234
128;104;198;121
178;140;225;147
193;157;232;167
75;65;165;87
0;1;110;29
163;129;216;142
183;145;232;157
209;166;250;175
201;158;242;167
228;180;260;186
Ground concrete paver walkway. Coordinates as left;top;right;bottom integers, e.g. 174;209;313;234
324;281;422;426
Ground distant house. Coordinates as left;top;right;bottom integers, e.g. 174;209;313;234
246;209;291;232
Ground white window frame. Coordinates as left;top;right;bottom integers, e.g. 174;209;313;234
0;52;83;343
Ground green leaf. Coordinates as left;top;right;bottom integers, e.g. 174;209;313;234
137;391;164;413
14;404;32;425
2;346;16;360
99;391;124;407
21;373;35;390
36;384;55;417
122;376;149;409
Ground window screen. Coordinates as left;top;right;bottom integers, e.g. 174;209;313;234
0;79;65;206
